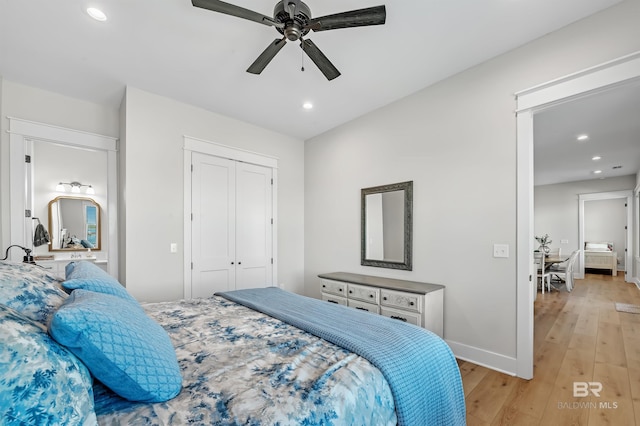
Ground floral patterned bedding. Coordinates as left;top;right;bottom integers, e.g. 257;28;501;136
94;296;397;425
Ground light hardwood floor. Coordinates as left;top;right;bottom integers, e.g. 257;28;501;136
459;272;640;425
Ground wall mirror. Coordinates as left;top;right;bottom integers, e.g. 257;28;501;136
361;181;413;270
48;196;101;251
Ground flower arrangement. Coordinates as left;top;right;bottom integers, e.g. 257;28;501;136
535;234;552;253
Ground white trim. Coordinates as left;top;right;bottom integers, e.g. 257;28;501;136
183;136;278;299
515;109;535;379
515;51;640;380
8;117;117;151
515;51;640;111
447;340;517;377
183;135;278;169
7;118;119;277
578;191;633;281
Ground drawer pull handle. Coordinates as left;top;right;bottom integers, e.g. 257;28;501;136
322;284;326;288
327;300;338;304
369;294;374;298
349;290;353;293
409;301;415;306
391;315;407;322
339;288;343;292
383;297;387;301
356;307;369;311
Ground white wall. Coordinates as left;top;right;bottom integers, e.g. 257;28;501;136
535;176;635;269
0;81;119;255
304;0;640;370
120;87;305;302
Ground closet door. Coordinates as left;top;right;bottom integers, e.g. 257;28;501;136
235;162;273;289
190;152;273;297
191;153;236;297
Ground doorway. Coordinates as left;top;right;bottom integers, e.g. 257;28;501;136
515;52;640;379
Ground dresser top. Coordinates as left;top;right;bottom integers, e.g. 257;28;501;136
318;272;444;295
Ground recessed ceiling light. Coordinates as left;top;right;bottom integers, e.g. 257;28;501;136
577;134;589;141
593;170;602;174
87;7;107;21
302;102;313;110
592;156;601;161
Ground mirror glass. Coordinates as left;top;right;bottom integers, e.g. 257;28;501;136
361;181;413;270
48;196;101;251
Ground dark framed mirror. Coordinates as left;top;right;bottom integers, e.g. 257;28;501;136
361;181;413;270
48;196;101;251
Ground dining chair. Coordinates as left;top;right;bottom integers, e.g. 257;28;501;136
549;250;580;292
534;251;551;294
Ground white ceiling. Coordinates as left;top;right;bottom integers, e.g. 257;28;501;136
534;80;640;186
1;0;636;185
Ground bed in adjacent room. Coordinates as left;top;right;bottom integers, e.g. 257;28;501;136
584;242;617;276
0;261;466;426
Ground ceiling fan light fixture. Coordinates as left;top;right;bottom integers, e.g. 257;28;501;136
576;134;589;141
591;155;601;161
593;170;603;174
87;7;107;22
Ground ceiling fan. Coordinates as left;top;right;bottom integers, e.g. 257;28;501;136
192;0;386;80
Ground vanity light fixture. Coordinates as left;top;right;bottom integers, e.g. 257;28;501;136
593;170;603;174
302;102;313;110
56;181;95;195
577;134;589;141
592;155;602;161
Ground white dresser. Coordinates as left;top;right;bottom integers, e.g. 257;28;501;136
319;272;444;337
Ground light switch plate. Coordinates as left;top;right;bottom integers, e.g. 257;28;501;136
493;244;509;258
170;243;177;253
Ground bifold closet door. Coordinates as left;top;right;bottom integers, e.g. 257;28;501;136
191;152;273;298
191;153;236;298
235;161;273;290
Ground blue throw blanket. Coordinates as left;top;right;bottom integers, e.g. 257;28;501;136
217;287;466;426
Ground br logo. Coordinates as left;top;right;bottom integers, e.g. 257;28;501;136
573;382;602;397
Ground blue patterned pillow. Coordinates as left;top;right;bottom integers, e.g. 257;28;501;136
0;304;96;425
63;261;137;303
49;290;182;402
0;261;68;325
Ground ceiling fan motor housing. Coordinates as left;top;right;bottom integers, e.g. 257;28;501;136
274;0;311;41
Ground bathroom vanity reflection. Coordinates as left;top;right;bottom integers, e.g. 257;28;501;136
48;196;101;251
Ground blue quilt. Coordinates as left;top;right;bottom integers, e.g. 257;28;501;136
217;287;466;426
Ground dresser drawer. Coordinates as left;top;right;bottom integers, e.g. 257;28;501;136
322;293;347;306
380;306;421;327
348;299;379;314
380;289;422;313
320;279;347;297
347;283;379;304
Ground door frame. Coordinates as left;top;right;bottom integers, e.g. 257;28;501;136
515;51;640;379
578;190;633;281
182;136;278;299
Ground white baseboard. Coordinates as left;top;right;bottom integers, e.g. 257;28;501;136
446;339;518;377
634;277;640;290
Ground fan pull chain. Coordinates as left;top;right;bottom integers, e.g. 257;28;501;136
300;39;305;72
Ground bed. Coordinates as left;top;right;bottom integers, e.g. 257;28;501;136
0;260;466;426
584;242;617;276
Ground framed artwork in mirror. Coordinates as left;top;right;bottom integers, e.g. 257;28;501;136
361;181;413;270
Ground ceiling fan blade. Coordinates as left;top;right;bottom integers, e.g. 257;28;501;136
305;5;386;32
192;0;282;28
300;39;340;81
247;38;287;75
